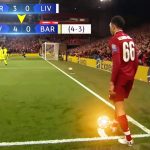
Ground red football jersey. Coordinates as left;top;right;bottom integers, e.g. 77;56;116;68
109;30;138;83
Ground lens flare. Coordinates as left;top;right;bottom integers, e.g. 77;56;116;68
97;116;110;129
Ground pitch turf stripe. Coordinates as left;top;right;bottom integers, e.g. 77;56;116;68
45;60;150;134
0;67;54;70
0;134;150;147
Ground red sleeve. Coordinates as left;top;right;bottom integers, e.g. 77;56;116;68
109;38;121;83
111;53;121;83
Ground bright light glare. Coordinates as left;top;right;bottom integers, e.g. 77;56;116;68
100;0;111;2
97;116;110;129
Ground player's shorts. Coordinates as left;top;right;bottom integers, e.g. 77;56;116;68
4;55;7;59
109;75;134;102
0;56;4;60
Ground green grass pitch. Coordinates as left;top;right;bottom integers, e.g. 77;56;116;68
0;56;150;150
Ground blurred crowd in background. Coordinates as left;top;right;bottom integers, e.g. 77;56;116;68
2;24;150;66
5;36;41;53
70;24;150;66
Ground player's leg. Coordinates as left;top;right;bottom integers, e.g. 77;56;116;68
109;77;125;132
114;101;130;135
114;101;133;146
110;77;133;146
3;55;7;66
4;59;7;66
116;80;134;145
109;110;119;133
114;81;133;145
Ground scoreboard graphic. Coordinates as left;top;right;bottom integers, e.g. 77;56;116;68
0;3;91;35
0;3;59;14
0;24;91;34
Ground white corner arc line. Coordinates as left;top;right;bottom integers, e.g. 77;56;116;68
0;59;149;147
44;59;150;135
0;134;150;147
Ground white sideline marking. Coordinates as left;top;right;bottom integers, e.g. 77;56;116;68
0;134;150;147
0;59;149;147
45;60;150;135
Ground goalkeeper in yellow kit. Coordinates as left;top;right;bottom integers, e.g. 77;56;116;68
0;45;8;66
3;46;8;65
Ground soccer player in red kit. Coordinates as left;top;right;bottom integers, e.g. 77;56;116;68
109;16;138;146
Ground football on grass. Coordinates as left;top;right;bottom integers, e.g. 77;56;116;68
68;67;73;71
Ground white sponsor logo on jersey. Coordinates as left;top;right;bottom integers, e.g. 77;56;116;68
118;36;132;40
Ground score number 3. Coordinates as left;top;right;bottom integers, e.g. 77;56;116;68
123;41;135;62
13;6;17;11
13;5;30;12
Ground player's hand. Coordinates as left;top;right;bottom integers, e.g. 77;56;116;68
109;82;116;95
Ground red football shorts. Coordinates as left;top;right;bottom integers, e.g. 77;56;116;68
109;76;134;102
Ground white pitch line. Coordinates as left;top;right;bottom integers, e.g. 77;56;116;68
0;134;150;147
45;60;150;135
0;59;149;148
127;116;150;134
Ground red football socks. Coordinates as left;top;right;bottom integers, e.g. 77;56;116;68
117;115;132;141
